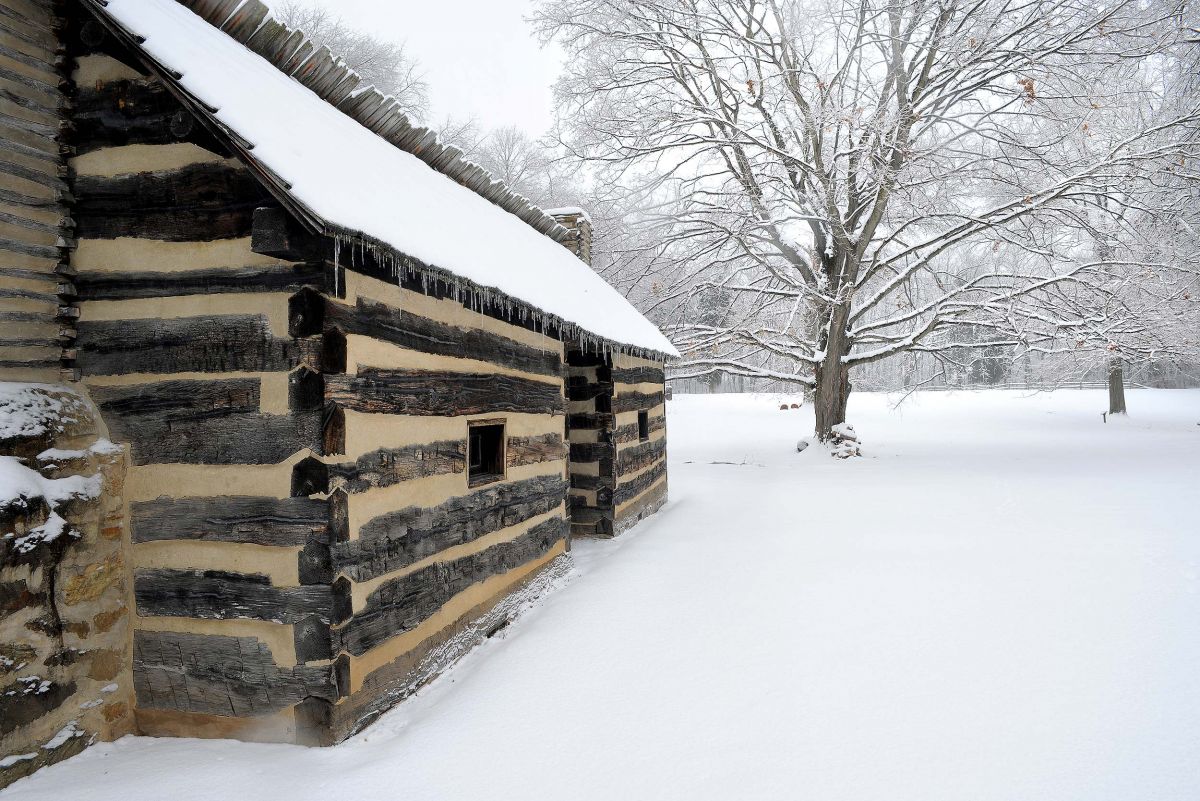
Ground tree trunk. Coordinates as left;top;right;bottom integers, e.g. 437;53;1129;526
1108;357;1127;415
813;303;852;441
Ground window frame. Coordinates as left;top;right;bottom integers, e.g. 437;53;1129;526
637;409;650;442
467;418;506;487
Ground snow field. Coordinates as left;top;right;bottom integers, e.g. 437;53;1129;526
4;389;1197;801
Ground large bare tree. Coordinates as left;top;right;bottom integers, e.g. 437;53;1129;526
535;0;1199;441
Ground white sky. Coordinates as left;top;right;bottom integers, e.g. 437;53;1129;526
299;0;564;134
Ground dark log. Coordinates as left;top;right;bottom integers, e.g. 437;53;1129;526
325;368;564;417
327;440;466;494
74;160;272;241
614;479;668;533
611;365;665;385
566;381;612;402
130;495;329;546
334;516;565;656
298;537;332;585
293;615;333;664
77;314;304;376
616;437;666;475
71;77;229;154
506;432;566;468
74;263;325;301
288;285;325;337
323;296;562;378
564;350;609;367
134;568;332;624
569;442;613;463
291;456;329;497
333;475;567;582
612;390;665;413
251;205;322;260
92;378;324;465
614;414;665;444
133;630;335;717
569;472;613;491
615;460;667;505
567;412;613;431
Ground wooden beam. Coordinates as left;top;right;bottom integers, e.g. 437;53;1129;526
325;368;564;417
616;437;666;475
334;516;565;656
92;378;324;465
72;77;228;155
506;432;566;468
134;568;332;624
323;296;562;378
131;495;329;547
133;629;336;717
333;474;568;582
611;366;664;385
74;160;272;241
612;391;665;414
615;460;666;505
77;314;305;376
327;440;466;494
74;263;325;301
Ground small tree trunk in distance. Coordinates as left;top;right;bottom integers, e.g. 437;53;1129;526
1108;357;1127;415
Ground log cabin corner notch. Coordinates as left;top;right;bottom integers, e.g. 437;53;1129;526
0;0;676;760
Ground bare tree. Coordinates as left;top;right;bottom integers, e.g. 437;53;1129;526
273;1;430;120
535;0;1200;442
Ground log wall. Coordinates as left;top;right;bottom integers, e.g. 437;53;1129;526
611;353;668;534
0;0;75;383
68;35;336;745
312;268;569;740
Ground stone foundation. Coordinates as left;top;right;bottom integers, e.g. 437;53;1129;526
0;383;134;790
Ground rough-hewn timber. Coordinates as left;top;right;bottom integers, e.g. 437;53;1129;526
74;160;272;241
323;296;562;378
326;440;466;494
615;460;667;505
92;378;323;464
75;264;325;301
78;314;307;375
334;517;566;656
616;437;665;475
134;568;332;624
333;475;568;582
612;390;665;414
506;432;566;468
133;629;336;717
73;77;229;155
611;366;665;385
131;495;329;546
325;368;564;417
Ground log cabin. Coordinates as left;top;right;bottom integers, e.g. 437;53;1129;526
0;0;675;760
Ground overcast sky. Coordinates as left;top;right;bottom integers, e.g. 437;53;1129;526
300;0;564;134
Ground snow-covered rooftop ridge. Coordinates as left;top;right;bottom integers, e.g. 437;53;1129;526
88;0;678;358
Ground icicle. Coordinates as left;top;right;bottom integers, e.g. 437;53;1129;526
332;237;341;297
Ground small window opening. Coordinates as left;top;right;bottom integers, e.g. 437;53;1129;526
637;410;650;442
468;420;505;486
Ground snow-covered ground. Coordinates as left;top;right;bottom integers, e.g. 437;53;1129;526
6;389;1199;801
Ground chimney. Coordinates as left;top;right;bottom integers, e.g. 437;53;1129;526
547;207;593;267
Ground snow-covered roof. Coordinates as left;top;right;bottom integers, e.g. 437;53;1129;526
85;0;677;359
